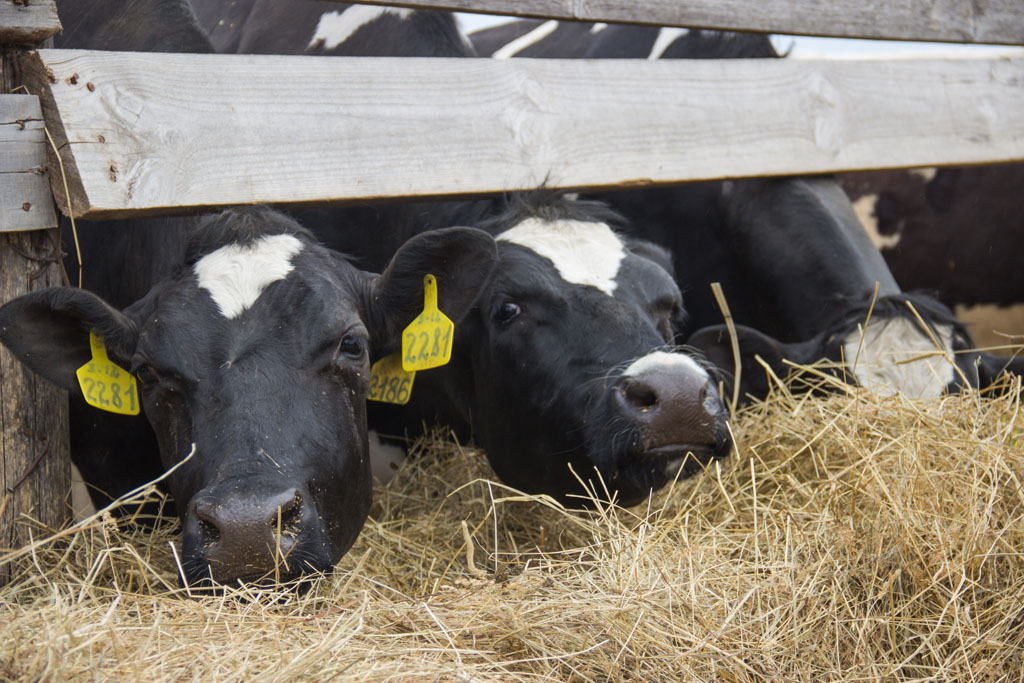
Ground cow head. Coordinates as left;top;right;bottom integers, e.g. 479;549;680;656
0;207;496;588
418;197;731;506
689;292;1002;402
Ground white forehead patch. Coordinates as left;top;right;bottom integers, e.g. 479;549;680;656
497;217;625;296
194;234;304;319
309;6;412;51
492;19;558;59
843;317;955;399
624;351;709;382
648;27;689;60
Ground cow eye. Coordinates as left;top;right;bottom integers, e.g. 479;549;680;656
133;363;160;387
494;302;521;325
338;334;366;359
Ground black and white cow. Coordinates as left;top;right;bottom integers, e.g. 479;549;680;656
189;3;734;506
840;164;1024;352
6;0;499;589
1;207;496;587
194;0;472;57
474;19;1024;400
368;194;732;505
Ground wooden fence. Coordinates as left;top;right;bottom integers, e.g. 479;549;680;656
1;0;1023;572
25;50;1024;219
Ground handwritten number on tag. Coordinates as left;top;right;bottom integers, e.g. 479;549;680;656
368;354;415;405
76;332;140;415
401;274;455;372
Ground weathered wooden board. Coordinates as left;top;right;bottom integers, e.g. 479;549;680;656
0;228;70;586
0;95;56;231
351;0;1024;45
21;49;1024;219
0;0;61;44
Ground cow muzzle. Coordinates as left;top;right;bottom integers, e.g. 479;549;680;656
616;351;731;471
181;478;332;588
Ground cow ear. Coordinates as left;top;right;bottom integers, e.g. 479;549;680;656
366;227;498;353
687;324;826;404
0;287;138;391
623;236;676;278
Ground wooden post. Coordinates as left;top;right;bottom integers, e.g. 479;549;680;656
0;230;69;585
1;0;68;585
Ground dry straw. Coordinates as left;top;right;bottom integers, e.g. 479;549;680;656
2;372;1023;680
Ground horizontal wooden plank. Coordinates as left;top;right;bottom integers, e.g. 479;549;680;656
0;94;56;231
21;49;1024;219
353;0;1024;46
0;0;60;44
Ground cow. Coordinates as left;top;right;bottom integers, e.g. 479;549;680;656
840;164;1024;352
1;207;496;588
8;0;500;589
365;193;733;505
473;19;1024;400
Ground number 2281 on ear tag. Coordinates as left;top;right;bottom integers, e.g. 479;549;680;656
76;331;140;415
401;274;454;372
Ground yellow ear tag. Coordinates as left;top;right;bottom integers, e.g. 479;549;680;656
368;353;415;405
75;331;140;416
401;274;454;372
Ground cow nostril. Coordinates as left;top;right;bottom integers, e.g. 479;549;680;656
702;381;725;417
621;380;658;411
198;517;220;544
193;500;222;543
270;491;303;533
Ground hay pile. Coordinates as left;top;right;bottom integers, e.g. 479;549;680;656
2;383;1023;680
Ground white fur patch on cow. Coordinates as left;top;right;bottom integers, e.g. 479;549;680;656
369;430;407;484
497;217;624;296
852;194;901;250
492;20;559;59
909;167;938;182
71;463;97;522
624;350;709;382
194;234;304;319
648;27;689;59
843;317;955;399
309;6;412;51
590;22;608;34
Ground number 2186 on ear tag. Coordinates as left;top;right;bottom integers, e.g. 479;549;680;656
368;353;415;405
402;274;454;372
76;331;140;415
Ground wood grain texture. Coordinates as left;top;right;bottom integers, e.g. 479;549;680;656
351;0;1024;45
0;95;56;231
21;49;1024;218
0;228;70;585
0;0;61;44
